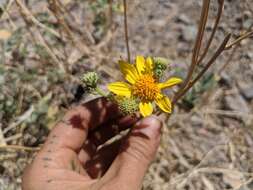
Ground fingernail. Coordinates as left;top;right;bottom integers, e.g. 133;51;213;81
134;116;162;139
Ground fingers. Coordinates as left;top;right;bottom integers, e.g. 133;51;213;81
100;116;162;190
88;115;137;147
42;98;119;153
84;138;123;178
78;116;137;165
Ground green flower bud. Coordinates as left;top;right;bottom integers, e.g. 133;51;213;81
117;97;139;116
81;72;99;89
153;57;169;79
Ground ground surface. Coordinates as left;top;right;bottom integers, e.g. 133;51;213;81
0;0;253;189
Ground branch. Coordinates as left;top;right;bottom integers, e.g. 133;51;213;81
15;0;60;38
173;34;231;104
123;0;131;62
174;0;210;99
0;145;40;151
197;0;224;65
225;31;253;50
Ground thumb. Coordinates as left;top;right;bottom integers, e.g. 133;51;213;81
103;116;162;190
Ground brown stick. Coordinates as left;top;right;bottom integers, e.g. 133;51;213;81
123;0;131;62
173;34;231;104
197;0;224;65
174;0;210;100
225;31;253;50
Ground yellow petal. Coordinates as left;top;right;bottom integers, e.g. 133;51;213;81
119;60;139;84
108;82;131;97
146;57;154;73
155;95;172;113
158;77;182;89
136;55;146;75
139;101;153;117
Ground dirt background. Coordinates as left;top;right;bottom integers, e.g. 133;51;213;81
0;0;253;189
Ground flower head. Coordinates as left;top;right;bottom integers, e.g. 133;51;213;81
82;72;99;90
116;96;139;116
153;57;169;79
108;56;182;117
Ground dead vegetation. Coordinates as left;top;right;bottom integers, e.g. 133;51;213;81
0;0;253;189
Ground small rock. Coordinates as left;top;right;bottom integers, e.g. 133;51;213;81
245;52;253;59
224;94;250;113
219;72;233;87
239;86;253;100
180;25;197;42
176;14;191;25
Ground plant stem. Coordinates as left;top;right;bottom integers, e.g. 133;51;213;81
95;87;108;97
225;31;253;50
173;34;231;104
123;0;131;62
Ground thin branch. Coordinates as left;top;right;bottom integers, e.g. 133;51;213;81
123;0;131;62
0;145;40;151
174;0;210;99
108;0;113;29
15;0;60;38
218;44;238;74
48;0;91;56
197;0;224;65
16;1;66;72
192;0;210;65
3;105;34;134
173;34;231;104
225;30;253;50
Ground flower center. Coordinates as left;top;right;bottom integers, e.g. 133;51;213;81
132;74;159;101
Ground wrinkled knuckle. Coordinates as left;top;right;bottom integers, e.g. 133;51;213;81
126;139;154;163
148;116;162;127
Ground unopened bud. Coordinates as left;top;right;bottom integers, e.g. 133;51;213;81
117;97;139;116
153;57;169;79
81;72;99;89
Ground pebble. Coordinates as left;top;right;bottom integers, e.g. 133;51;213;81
239;86;253;101
181;25;197;42
176;14;192;25
224;94;250;113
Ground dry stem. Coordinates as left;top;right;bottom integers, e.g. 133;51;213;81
0;145;40;151
123;0;131;62
173;0;210;102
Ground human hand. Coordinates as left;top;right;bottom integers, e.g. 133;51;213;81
22;98;162;190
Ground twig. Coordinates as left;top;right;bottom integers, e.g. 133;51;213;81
0;124;6;146
197;0;224;65
0;0;15;20
0;0;17;29
0;145;40;151
5;133;22;142
192;0;210;65
202;108;252;118
225;31;253;50
123;0;131;62
16;0;66;72
108;0;113;30
173;34;231;103
174;0;210;101
48;0;91;56
15;0;60;38
245;0;253;16
3;105;34;134
218;44;238;74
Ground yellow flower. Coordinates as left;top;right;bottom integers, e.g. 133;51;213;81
108;56;182;117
